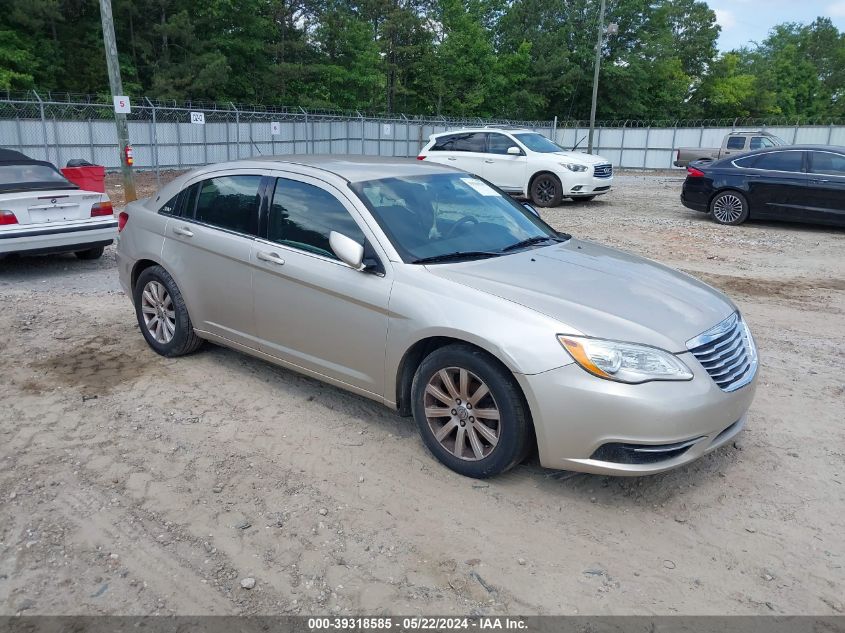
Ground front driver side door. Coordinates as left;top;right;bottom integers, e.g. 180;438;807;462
252;174;392;397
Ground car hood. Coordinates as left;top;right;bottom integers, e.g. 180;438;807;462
547;151;609;165
426;239;735;352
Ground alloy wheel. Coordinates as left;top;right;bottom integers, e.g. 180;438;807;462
424;367;501;461
713;194;744;223
140;280;176;344
534;178;556;204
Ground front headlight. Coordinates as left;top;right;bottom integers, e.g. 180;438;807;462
558;335;693;384
560;163;588;172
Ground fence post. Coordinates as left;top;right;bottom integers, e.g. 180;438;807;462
401;113;409;157
643;125;651;168
345;117;350;154
358;111;365;155
88;118;95;164
553;116;557;142
620;121;627;167
33;90;49;162
669;123;678;169
175;107;182;169
828;122;834;145
231;103;240;159
145;97;160;186
299;107;310;154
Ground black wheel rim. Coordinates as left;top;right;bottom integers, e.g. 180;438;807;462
534;178;556;204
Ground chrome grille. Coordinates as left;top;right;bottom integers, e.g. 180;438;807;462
594;164;613;178
686;313;757;392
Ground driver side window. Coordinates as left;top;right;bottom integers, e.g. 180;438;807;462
268;178;366;260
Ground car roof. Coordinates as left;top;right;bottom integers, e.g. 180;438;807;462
431;127;534;137
735;144;843;154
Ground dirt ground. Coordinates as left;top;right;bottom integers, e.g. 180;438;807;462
1;170;843;617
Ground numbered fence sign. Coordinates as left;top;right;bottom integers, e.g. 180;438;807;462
382;123;392;137
270;121;281;136
190;112;206;125
113;96;131;114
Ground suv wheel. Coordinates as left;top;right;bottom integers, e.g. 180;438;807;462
411;344;531;478
530;173;563;207
710;191;749;225
134;265;204;357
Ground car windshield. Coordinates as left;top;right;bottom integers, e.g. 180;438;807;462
514;133;565;153
0;164;76;191
350;173;563;263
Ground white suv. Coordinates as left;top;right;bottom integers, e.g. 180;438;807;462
418;127;613;207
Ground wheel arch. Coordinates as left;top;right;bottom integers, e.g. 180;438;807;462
708;187;752;217
394;336;532;426
131;258;163;296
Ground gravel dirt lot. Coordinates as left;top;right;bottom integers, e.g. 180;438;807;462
1;169;843;616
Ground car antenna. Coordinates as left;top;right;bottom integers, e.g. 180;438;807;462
572;135;586;151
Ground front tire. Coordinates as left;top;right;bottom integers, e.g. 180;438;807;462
530;173;563;207
134;265;204;357
411;344;531;478
75;245;105;260
710;191;749;225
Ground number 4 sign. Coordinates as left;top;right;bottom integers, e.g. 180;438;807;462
190;112;206;125
113;96;131;114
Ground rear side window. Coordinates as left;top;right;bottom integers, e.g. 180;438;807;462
158;192;183;216
268;178;365;259
726;136;746;150
753;151;804;173
811;151;845;175
431;135;456;151
194;175;262;235
452;133;486;152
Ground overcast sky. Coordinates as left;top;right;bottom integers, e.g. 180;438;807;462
706;0;845;50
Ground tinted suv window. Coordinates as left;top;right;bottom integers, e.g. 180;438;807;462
451;133;486;152
486;133;517;155
268;178;365;259
811;151;845;175
194;175;261;235
431;134;456;151
726;136;746;150
753;151;804;173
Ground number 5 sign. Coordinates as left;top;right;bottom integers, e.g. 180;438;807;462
190;112;206;125
113;96;131;114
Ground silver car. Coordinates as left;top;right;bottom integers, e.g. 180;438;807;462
116;157;757;478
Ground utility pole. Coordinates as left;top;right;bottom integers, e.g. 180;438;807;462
99;0;136;202
587;0;607;155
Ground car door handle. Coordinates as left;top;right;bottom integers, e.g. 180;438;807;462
173;226;194;237
257;251;285;265
811;178;830;183
484;159;495;163
447;157;457;161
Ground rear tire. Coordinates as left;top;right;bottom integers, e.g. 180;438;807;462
75;246;105;260
530;173;563;208
411;344;531;478
134;265;204;357
710;191;749;225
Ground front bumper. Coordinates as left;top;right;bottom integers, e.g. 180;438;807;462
515;355;757;476
0;219;118;255
566;174;613;197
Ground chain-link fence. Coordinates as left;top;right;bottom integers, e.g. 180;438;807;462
2;91;844;175
0;91;555;176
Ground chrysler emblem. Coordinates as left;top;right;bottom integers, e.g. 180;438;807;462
51;198;57;204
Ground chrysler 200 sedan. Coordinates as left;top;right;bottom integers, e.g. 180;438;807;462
116;156;757;478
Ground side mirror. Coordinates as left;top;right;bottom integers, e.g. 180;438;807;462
329;231;364;270
507;146;522;156
522;202;540;217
